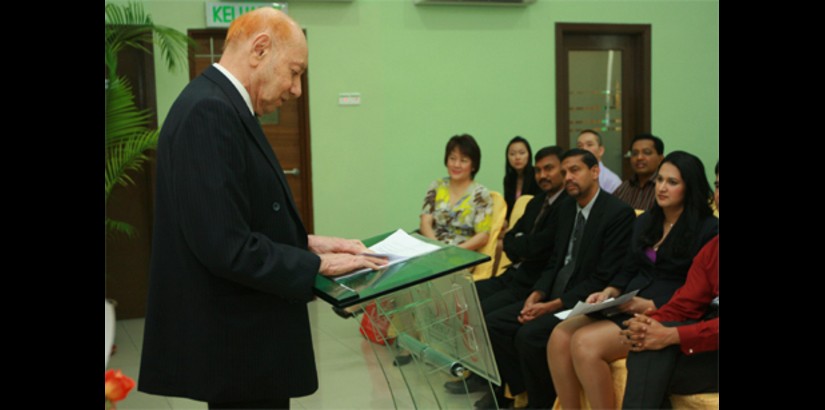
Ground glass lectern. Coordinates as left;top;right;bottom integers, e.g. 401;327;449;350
314;231;502;409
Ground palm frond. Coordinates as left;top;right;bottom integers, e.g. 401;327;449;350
152;25;195;73
106;218;136;239
105;129;159;202
105;2;152;26
104;2;193;236
105;2;195;74
105;76;154;147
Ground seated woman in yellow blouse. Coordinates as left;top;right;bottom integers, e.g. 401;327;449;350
420;134;493;251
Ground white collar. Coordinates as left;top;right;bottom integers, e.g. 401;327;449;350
546;188;564;206
212;63;254;116
576;188;600;220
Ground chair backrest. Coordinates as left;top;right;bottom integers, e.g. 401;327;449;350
635;209;645;217
471;191;507;281
509;195;534;228
493;194;535;277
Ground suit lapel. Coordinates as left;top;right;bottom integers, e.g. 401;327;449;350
202;67;306;232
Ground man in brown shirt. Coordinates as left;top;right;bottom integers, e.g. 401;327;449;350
613;134;664;211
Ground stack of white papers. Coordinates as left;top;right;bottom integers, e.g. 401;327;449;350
334;229;442;281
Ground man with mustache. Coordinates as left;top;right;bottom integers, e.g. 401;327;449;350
443;146;567;402
480;149;635;409
613;134;665;211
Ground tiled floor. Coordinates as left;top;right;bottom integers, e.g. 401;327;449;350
108;300;490;409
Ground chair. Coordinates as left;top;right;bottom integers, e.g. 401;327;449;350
494;194;534;277
635;209;645;217
471;191;507;281
670;392;719;409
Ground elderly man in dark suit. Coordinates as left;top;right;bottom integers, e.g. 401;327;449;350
477;149;635;409
138;9;385;410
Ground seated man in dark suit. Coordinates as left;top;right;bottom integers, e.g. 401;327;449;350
480;146;568;311
479;149;636;409
444;146;567;394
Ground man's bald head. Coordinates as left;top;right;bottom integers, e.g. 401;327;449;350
218;8;308;116
224;8;303;53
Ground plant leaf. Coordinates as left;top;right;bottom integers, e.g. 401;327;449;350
106;218;136;238
105;76;154;147
105;129;159;202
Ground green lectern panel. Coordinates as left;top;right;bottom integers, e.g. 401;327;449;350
313;231;490;308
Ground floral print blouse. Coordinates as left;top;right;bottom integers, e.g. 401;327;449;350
421;177;493;246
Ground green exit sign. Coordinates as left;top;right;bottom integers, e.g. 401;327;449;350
206;2;288;28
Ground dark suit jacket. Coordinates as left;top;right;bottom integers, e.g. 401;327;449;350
610;212;718;308
502;190;567;287
533;191;636;308
139;66;322;402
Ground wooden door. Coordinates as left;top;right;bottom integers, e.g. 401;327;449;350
555;24;651;180
188;29;315;232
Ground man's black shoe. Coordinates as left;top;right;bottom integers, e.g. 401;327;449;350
392;354;413;366
443;373;488;394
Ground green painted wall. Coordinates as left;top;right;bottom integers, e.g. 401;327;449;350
112;0;719;239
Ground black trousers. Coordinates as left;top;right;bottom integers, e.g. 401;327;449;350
485;300;562;409
475;268;533;313
208;398;290;409
623;333;719;409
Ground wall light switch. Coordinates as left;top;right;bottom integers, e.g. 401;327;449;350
338;92;361;106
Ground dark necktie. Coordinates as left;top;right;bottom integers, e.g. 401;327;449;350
530;196;552;234
549;210;586;299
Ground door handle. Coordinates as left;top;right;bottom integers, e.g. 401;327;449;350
283;168;301;176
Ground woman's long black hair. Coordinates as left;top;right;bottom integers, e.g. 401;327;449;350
503;136;539;209
639;151;713;257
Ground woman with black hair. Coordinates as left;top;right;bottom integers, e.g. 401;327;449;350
420;134;493;251
503;136;541;221
546;151;718;409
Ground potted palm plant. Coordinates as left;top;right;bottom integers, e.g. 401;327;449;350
105;4;194;403
105;2;193;236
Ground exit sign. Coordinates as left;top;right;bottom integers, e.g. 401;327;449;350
206;2;288;28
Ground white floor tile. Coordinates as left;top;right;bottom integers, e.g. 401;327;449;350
109;321;141;367
120;318;146;350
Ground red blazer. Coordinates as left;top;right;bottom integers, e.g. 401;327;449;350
651;235;719;355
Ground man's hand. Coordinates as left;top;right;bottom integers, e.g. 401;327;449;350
318;253;388;277
518;291;559;323
308;235;369;255
518;301;555;324
620;309;680;352
521;291;544;311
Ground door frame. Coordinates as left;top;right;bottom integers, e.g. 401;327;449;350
555;23;651;179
